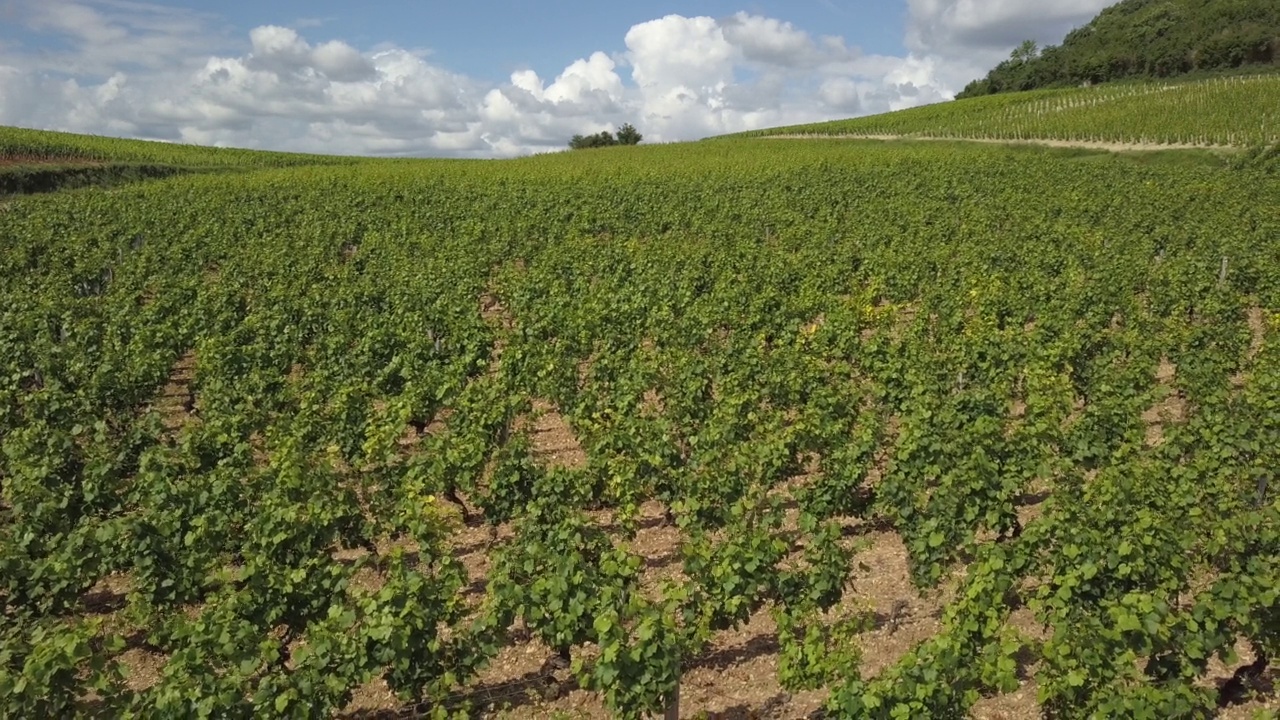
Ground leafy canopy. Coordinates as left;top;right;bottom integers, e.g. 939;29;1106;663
569;123;643;150
958;0;1280;98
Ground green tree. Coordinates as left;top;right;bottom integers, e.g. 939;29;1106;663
1012;39;1040;64
569;131;615;150
957;0;1280;99
615;123;643;145
569;124;642;150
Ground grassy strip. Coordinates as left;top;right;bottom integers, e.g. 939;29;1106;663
0;163;221;196
1226;142;1280;174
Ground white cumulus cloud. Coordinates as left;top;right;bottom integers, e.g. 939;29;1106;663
905;0;1114;86
0;0;1109;157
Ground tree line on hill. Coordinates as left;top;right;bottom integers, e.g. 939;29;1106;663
958;0;1280;98
569;123;642;150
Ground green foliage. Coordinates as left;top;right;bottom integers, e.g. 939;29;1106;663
615;123;643;146
0;164;198;197
0;126;359;167
569;123;643;149
1;136;1277;718
957;0;1280;97
730;74;1280;147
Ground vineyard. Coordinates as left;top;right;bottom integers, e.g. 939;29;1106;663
0;127;366;199
0;126;362;169
728;75;1280;148
1;135;1278;719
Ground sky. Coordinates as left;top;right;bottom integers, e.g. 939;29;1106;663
0;0;1115;158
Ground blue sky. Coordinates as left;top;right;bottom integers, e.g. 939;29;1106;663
1;0;910;81
66;1;910;80
0;0;1112;157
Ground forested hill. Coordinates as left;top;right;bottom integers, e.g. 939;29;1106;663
957;0;1280;99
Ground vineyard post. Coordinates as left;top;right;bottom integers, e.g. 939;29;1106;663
1219;256;1229;285
664;676;680;720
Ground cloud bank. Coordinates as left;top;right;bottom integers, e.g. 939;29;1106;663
0;1;1110;157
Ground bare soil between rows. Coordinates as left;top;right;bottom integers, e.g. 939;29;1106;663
109;297;1277;719
342;304;1275;719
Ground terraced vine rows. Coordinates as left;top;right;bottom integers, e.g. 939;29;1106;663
1;140;1278;719
0;127;359;168
733;74;1280;148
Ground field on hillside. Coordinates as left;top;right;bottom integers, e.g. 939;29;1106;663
0;126;364;168
730;75;1280;148
0;127;366;198
2;138;1279;720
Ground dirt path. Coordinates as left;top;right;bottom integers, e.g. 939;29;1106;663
764;133;1237;153
153;350;198;435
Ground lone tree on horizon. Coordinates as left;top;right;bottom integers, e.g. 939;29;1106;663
615;123;642;145
569;123;643;150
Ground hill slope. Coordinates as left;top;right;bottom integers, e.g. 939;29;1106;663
2;130;1278;720
725;75;1280;148
0;126;361;169
958;0;1280;98
0;126;364;196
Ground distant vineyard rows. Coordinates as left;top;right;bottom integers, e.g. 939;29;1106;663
734;75;1280;148
0;127;360;168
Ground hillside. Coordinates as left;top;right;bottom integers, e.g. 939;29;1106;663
0;126;360;168
0;126;365;196
958;0;1280;98
2;126;1279;719
725;74;1280;149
